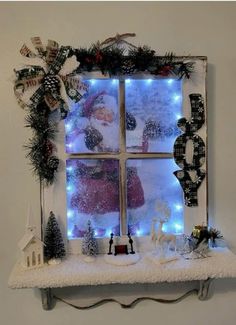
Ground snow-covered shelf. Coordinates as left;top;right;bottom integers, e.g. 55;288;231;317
8;247;236;310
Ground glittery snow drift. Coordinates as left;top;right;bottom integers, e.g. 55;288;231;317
8;248;236;289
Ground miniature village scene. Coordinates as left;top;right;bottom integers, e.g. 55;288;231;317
18;199;223;270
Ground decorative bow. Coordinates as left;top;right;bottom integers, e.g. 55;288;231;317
100;33;137;49
14;37;88;119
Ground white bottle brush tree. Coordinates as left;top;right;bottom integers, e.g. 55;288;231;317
44;211;66;264
82;220;98;262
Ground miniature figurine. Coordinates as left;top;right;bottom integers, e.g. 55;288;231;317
127;232;135;254
108;232;114;255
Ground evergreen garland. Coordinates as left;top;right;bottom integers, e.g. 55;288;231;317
25;101;59;186
128;46;156;72
44;211;66;260
74;46;194;79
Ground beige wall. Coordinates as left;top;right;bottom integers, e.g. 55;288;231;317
1;2;236;324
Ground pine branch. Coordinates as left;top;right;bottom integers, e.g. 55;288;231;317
128;46;156;71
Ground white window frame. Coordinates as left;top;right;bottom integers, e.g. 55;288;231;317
42;57;207;254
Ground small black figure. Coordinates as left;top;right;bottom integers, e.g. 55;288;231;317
127;232;135;254
107;233;114;255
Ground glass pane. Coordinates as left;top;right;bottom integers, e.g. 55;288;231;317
67;159;120;238
126;159;183;236
65;79;120;153
125;79;182;153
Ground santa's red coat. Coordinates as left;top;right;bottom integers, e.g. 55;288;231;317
71;160;144;214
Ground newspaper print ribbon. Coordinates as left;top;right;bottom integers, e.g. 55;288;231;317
14;37;87;119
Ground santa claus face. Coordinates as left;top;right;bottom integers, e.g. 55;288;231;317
90;108;119;151
93;107;114;125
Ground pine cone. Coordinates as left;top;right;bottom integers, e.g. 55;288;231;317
47;156;59;171
143;119;161;139
122;59;136;75
84;126;103;150
126;112;137;130
44;75;60;93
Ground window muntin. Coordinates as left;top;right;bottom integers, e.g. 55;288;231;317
65;78;184;239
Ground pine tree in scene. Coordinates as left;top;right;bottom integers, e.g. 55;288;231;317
44;211;66;262
82;220;98;258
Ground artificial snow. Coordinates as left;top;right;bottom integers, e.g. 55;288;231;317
104;253;140;266
146;252;179;265
8;247;236;289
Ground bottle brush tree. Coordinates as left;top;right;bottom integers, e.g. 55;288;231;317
82;220;98;257
44;211;66;261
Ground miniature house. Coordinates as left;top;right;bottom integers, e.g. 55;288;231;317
18;230;44;269
18;208;45;269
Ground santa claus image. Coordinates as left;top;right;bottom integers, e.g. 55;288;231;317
66;91;160;236
69;158;145;237
66;91;119;153
83;91;119;152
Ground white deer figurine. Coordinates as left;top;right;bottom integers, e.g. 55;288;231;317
151;200;176;255
156;218;176;253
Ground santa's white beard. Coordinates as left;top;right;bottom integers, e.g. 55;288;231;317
90;117;119;151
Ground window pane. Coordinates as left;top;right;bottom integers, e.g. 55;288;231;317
65;79;120;153
126;158;183;236
66;159;120;238
125;79;182;153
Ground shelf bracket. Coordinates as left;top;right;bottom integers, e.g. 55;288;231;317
198;278;213;300
40;278;214;310
41;288;54;310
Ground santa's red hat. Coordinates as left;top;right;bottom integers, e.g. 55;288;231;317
82;91;117;118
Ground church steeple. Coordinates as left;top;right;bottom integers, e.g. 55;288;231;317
26;205;36;234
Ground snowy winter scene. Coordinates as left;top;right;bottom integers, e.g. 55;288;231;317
126;158;183;236
66;158;183;238
125;79;182;153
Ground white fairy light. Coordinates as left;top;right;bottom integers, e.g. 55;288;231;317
176;113;182;120
90;79;96;85
67;210;73;218
66;185;72;192
162;224;168;232
106;229;113;237
65;123;72;132
174;223;183;233
174;94;181;101
175;204;183;211
167;79;174;85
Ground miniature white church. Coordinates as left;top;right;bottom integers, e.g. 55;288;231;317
18;207;45;269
